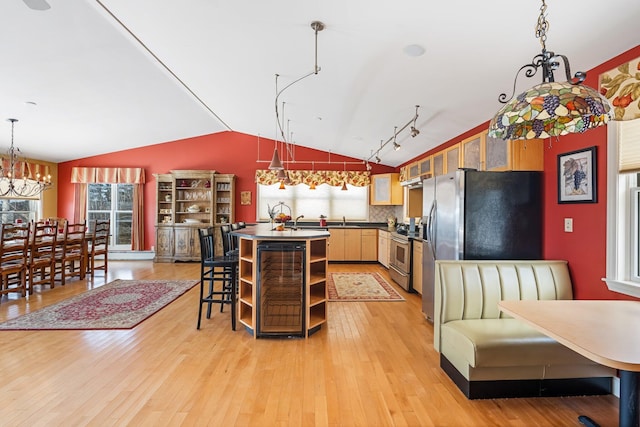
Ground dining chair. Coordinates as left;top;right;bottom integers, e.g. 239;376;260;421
197;227;237;330
87;219;109;278
54;220;86;285
27;221;58;294
0;223;30;298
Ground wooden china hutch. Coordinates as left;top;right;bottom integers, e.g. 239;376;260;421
153;170;235;262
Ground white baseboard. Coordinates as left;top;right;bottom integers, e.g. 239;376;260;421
108;251;155;261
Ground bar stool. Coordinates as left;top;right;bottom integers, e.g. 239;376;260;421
197;227;237;330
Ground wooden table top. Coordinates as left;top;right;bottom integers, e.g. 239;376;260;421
499;300;640;372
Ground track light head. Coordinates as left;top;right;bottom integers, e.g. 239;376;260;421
410;126;420;137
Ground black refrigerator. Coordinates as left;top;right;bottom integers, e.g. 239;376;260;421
421;170;542;321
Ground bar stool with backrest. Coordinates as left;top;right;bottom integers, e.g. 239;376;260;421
197;227;237;330
54;220;86;285
222;224;239;257
0;223;30;298
87;219;109;278
28;220;58;294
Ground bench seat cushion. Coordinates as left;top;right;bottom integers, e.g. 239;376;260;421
441;318;598;368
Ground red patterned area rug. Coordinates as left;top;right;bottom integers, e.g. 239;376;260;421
328;272;405;302
0;279;198;330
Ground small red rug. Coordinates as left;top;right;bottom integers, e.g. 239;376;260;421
0;279;198;330
328;272;405;301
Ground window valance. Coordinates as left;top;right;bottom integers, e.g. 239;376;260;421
255;170;370;187
0;159;50;181
71;167;146;184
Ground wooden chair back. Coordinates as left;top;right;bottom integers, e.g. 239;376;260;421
55;220;86;285
87;219;109;278
28;221;58;293
0;223;31;297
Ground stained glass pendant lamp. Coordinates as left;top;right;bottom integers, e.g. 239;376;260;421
488;0;612;140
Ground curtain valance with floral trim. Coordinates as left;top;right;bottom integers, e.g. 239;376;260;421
71;167;146;184
255;170;370;187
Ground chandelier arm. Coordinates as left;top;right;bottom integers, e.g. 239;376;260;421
498;59;542;104
553;54;586;85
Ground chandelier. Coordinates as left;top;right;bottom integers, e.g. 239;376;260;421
488;0;612;140
0;118;52;197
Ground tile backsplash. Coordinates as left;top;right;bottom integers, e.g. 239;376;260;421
369;205;403;223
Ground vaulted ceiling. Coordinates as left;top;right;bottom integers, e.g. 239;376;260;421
1;0;639;166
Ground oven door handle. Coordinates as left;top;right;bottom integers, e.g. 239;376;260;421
392;237;408;244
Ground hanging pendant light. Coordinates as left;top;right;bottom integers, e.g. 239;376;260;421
268;145;284;170
0;118;52;197
488;0;612;140
341;161;348;191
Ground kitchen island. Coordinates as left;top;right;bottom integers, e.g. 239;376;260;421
232;224;330;338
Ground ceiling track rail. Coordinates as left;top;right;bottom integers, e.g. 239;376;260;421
94;0;232;131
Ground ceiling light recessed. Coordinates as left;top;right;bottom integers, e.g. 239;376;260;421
403;44;425;57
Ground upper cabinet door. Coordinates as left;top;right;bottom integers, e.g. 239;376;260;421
462;134;485;170
370;173;403;205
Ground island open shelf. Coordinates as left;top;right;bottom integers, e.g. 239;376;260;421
232;224;329;338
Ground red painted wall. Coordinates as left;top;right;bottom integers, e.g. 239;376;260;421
543;45;640;301
57;131;395;251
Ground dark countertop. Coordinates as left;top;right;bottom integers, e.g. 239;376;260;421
257;221;392;231
232;223;330;239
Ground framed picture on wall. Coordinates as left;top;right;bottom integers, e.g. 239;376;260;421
557;146;597;204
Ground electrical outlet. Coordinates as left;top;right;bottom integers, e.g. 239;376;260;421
564;218;573;232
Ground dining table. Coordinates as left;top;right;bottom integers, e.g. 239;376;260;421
499;299;640;427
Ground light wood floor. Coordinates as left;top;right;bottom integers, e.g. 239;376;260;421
0;261;619;426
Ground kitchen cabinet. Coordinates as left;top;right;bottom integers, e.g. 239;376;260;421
412;241;423;295
328;228;345;261
153;170;235;262
433;153;444;176
370;173;403;205
462;134;484;170
407;162;420;180
378;230;390;267
419;157;432;177
344;229;362;260
444;143;460;174
361;229;378;261
406;187;423;218
329;228;379;262
485;132;544;171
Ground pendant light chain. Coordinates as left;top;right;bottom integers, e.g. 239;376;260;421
535;0;549;51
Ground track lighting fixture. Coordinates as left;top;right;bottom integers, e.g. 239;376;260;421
367;105;421;164
392;126;401;151
410;105;420;137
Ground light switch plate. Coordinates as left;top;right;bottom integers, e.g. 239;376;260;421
564;218;573;232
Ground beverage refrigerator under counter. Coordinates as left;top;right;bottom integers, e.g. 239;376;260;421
256;241;306;338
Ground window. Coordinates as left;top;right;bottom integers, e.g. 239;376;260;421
257;183;368;221
0;198;39;224
87;183;133;248
605;119;640;296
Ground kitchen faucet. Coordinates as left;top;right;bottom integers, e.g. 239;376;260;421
294;215;304;228
342;216;346;226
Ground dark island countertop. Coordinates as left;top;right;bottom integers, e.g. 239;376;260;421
231;223;330;240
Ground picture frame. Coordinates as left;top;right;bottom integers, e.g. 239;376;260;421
557;146;597;204
241;191;252;205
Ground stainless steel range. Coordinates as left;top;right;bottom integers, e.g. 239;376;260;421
389;231;413;292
